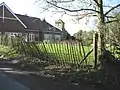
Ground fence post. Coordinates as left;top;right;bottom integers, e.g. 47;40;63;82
93;32;98;69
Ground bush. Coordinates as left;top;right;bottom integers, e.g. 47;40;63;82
0;45;19;59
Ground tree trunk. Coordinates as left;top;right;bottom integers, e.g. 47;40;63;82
97;0;105;54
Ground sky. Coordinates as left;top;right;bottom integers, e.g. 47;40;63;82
0;0;120;35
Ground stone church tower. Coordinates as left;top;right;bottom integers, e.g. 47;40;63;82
55;19;68;40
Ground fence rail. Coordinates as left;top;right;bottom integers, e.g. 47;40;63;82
0;36;94;70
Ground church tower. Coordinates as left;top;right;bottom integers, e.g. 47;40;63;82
55;19;68;40
55;19;65;31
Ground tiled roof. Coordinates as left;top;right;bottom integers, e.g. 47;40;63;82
42;19;62;33
0;2;64;33
16;14;42;31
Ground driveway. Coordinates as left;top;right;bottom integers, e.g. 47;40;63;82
0;60;105;90
0;62;81;90
0;72;30;90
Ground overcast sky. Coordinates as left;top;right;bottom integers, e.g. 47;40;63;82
0;0;120;35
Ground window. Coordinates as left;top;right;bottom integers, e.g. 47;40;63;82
29;33;35;42
18;33;22;36
5;32;22;37
55;35;61;41
44;34;52;41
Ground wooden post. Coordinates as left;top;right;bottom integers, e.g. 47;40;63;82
93;32;98;69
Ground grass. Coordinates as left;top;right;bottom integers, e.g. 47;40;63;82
0;41;94;65
0;45;19;59
37;43;94;65
0;36;94;69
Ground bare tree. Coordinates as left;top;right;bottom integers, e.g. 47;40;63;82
36;0;120;54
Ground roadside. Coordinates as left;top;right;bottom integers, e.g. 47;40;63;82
0;65;81;90
0;72;30;90
0;61;98;90
0;60;118;90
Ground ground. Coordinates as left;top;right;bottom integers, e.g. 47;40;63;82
0;60;119;90
0;72;29;90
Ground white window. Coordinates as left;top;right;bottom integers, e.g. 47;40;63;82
5;32;22;37
44;34;52;40
55;35;61;41
29;33;35;42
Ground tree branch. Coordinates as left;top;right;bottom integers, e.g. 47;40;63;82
51;0;75;3
65;12;94;17
46;0;99;13
93;0;99;6
106;19;120;24
106;16;116;18
105;4;120;16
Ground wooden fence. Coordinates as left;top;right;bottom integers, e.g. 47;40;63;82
0;34;99;70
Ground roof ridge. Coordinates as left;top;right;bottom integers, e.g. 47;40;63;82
15;14;41;20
